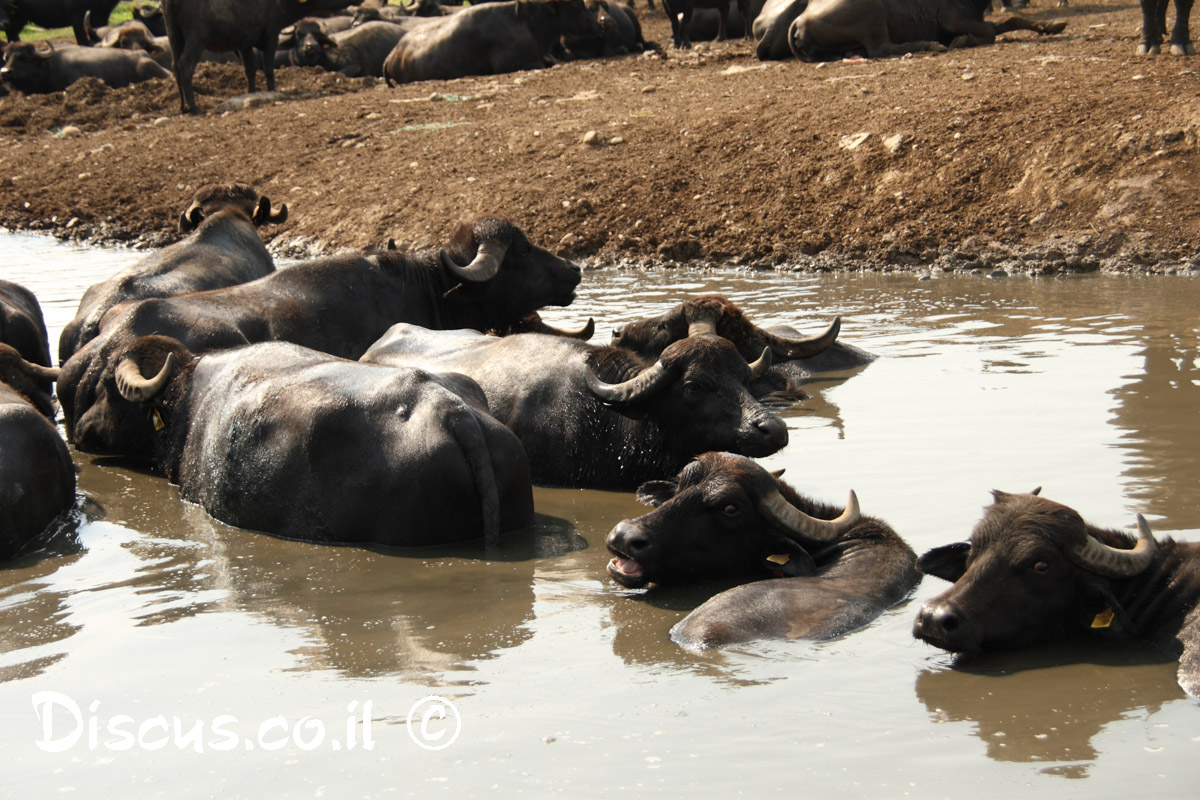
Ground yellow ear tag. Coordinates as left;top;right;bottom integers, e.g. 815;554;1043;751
151;408;165;431
1091;606;1115;629
766;554;790;566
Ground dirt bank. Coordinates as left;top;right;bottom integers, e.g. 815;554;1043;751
2;3;1200;274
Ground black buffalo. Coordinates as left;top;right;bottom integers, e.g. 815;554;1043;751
162;0;352;114
360;320;788;490
60;216;581;459
59;183;287;364
382;0;603;85
563;0;646;58
913;489;1200;699
606;452;919;648
663;0;752;49
284;18;416;76
0;40;170;93
786;0;1065;59
0;278;55;416
3;0;119;45
1137;0;1195;55
610;295;872;402
0;283;75;561
101;336;533;548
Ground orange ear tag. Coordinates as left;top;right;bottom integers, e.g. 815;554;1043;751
1091;606;1114;629
151;408;165;432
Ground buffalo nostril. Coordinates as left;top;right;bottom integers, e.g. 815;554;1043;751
607;521;649;555
922;603;959;635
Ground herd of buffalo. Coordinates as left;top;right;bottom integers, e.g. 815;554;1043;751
1;181;1198;699
7;0;1152;110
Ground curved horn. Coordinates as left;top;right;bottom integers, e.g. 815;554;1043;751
756;316;841;360
17;359;60;383
748;347;772;379
1071;514;1157;577
759;489;860;543
114;353;175;402
439;238;509;283
537;317;595;340
586;360;675;405
688;318;717;337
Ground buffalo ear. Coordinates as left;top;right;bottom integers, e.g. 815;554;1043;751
178;205;204;232
917;542;970;583
252;197;288;226
762;538;816;578
635;480;676;507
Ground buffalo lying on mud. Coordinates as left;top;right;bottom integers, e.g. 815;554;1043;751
58;183;286;363
59;216;581;459
0;40;169;93
606;452;919;647
2;0;119;45
0;282;75;561
913;489;1200;699
102;336;533;547
360;319;788;490
774;0;1065;60
383;0;603;85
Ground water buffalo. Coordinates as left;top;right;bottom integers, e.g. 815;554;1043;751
563;0;646;58
0;41;170;93
752;0;805;59
1137;0;1194;55
102;336;533;548
913;489;1200;699
0;284;75;561
3;0;119;45
132;2;167;36
0;279;55;416
382;0;603;85
284;18;416;76
609;295;871;401
786;0;1066;59
60;216;581;459
360;320;788;490
58;183;287;364
605;452;919;648
663;0;752;49
162;0;352;114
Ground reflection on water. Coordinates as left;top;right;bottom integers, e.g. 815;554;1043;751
0;233;1197;797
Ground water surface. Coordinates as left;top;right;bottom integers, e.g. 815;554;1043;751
1;233;1197;797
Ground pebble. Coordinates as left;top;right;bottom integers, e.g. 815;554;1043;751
59;125;82;137
582;130;602;146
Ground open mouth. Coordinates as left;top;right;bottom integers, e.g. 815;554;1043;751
606;550;649;589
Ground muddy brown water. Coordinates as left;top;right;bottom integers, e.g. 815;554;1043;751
1;233;1197;797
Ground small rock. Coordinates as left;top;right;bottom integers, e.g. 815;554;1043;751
66;217;79;228
962;72;976;81
153;117;170;127
882;133;906;153
839;132;871;150
59;125;82;137
610;136;624;145
582;130;602;146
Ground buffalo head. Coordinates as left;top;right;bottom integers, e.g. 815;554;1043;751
0;343;60;418
611;295;840;363
913;490;1158;656
178;183;287;233
606;452;860;589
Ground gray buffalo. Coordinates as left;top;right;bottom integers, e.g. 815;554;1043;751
162;0;352;113
787;0;1065;59
382;0;603;85
360;319;788;490
284;18;417;76
0;41;169;93
103;336;533;548
914;489;1200;699
59;183;287;363
606;452;919;648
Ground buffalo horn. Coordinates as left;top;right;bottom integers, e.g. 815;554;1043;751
755;316;841;360
748;347;772;378
586;360;675;405
439;239;509;283
1071;514;1157;577
540;317;596;340
252;197;288;226
16;358;60;383
688;318;718;338
759;489;861;543
114;353;175;403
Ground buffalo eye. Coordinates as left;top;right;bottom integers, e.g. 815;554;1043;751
723;504;740;517
1032;561;1051;574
